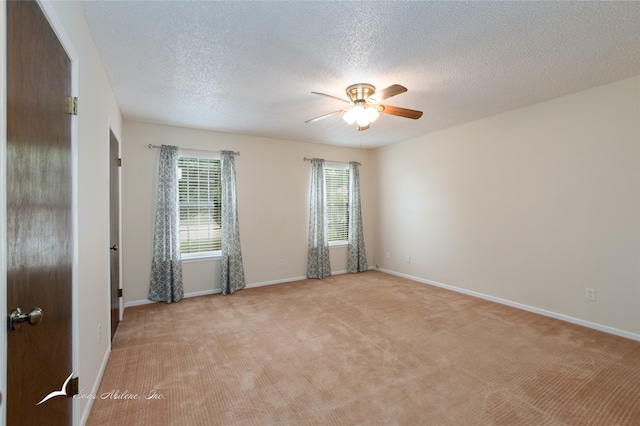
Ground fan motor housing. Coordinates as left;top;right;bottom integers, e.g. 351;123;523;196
346;83;376;102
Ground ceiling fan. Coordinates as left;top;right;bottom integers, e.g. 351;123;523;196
305;83;423;131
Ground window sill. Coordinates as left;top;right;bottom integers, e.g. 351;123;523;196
329;241;348;248
181;253;222;263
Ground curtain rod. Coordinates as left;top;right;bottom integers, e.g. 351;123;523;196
303;157;362;166
148;144;239;156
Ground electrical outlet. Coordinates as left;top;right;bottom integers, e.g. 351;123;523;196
585;288;596;301
277;259;284;268
405;255;411;263
386;251;390;259
98;323;102;342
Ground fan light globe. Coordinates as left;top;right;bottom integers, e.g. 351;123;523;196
357;117;369;127
343;110;356;125
366;106;379;122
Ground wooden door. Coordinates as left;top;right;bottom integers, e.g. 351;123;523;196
109;130;121;341
6;1;74;423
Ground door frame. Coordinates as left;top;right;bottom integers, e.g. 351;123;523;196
0;1;80;423
107;122;123;329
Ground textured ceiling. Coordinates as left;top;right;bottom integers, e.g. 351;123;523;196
81;1;640;148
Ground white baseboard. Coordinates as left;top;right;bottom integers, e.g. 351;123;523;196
123;299;154;308
184;288;221;298
246;275;308;289
124;275;311;307
78;345;111;425
124;288;221;308
378;268;640;342
124;269;380;309
125;278;307;307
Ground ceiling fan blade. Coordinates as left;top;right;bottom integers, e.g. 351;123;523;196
357;124;370;131
366;84;407;103
305;109;345;124
311;92;351;104
378;104;423;120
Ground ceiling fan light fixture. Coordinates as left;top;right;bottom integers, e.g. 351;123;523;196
307;82;422;130
343;102;377;128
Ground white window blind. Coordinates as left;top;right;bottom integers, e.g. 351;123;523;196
178;156;221;257
325;167;349;243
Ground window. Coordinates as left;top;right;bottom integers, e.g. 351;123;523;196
178;155;221;258
325;167;349;244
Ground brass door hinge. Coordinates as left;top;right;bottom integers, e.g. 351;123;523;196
68;377;79;397
117;158;122;167
66;96;78;115
118;288;123;298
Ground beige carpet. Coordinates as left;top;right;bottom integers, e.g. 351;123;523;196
87;271;640;425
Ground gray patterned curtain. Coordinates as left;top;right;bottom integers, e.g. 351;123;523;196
348;161;368;273
149;145;184;303
221;150;246;295
307;158;331;279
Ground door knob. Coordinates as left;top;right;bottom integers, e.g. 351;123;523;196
110;244;118;251
9;307;43;331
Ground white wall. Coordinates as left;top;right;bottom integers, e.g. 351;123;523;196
375;76;640;337
122;122;376;304
39;1;124;423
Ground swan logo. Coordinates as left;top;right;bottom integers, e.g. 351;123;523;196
37;372;74;405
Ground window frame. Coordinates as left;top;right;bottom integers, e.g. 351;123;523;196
177;151;222;262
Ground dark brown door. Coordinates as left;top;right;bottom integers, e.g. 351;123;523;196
109;131;121;341
7;1;74;424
